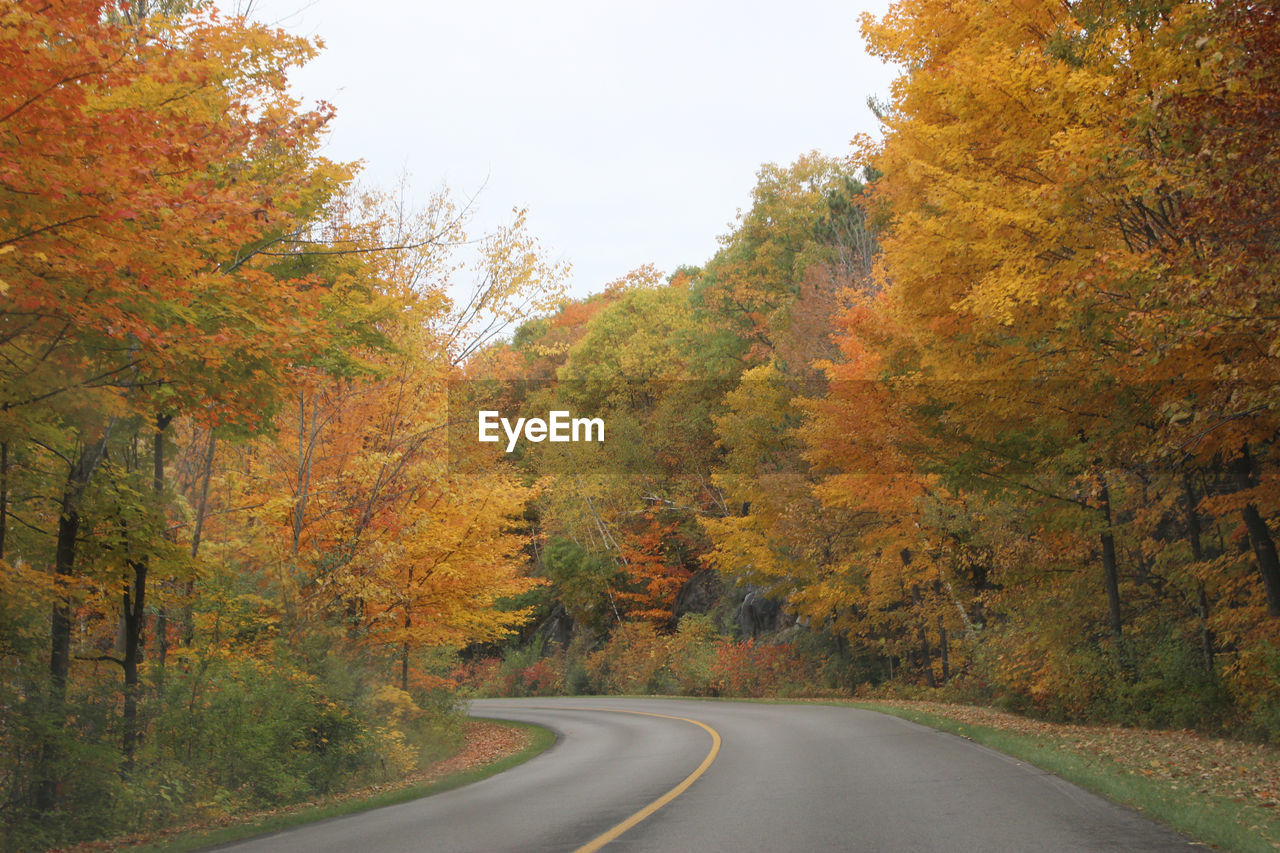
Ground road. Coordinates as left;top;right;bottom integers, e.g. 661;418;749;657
217;697;1197;852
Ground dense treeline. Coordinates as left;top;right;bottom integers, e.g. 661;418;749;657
469;0;1280;743
6;0;1280;847
0;2;560;848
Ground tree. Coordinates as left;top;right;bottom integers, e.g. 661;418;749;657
820;0;1280;717
0;0;355;809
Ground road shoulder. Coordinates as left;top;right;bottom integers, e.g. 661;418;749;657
852;700;1279;853
86;718;554;853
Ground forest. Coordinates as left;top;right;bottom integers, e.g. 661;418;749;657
3;0;1278;848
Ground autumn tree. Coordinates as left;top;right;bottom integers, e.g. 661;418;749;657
537;274;714;624
235;189;561;691
0;0;372;816
690;153;862;370
802;0;1280;721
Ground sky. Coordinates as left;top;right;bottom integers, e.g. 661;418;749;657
228;0;899;299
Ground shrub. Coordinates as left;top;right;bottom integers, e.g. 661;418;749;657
710;638;813;697
584;622;672;694
668;615;718;695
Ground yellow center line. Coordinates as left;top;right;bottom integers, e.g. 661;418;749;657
522;705;722;853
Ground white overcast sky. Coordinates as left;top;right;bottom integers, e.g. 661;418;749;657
229;0;899;299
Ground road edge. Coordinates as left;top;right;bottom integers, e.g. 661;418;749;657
851;701;1268;853
126;719;555;852
620;694;1273;852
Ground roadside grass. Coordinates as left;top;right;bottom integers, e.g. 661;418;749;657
651;693;1278;852
851;702;1280;853
121;719;554;852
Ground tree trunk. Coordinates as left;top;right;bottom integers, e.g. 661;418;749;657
1182;472;1215;676
154;615;167;672
401;641;410;693
38;432;112;810
937;617;950;684
167;430;214;658
1098;475;1123;644
1231;445;1280;617
121;555;146;772
293;392;316;557
400;607;412;693
188;431;215;561
910;584;936;688
121;417;169;771
0;440;8;561
38;505;79;810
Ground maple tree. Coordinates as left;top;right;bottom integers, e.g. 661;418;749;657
237;197;553;690
802;0;1280;717
0;4;565;843
0;0;360;812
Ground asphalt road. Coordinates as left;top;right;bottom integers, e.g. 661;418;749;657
218;697;1198;852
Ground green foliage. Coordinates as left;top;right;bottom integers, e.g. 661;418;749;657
667;615;719;695
140;720;556;853
539;537;620;631
1;680;128;851
493;641;561;698
0;612;464;851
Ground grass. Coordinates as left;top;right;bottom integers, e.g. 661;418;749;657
851;701;1280;853
127;719;555;852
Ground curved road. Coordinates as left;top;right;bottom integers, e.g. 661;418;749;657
219;697;1196;852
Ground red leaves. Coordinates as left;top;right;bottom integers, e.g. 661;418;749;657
616;515;690;622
